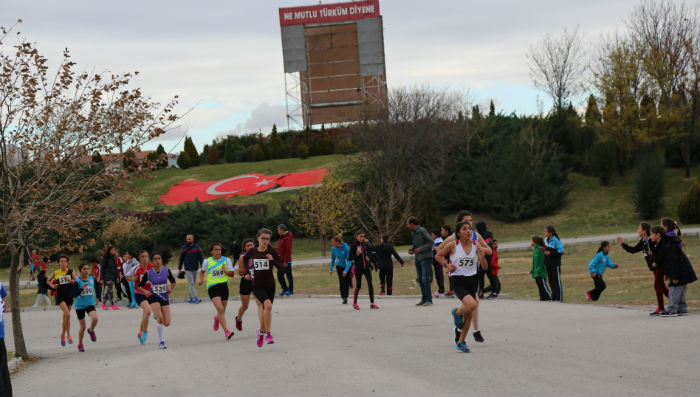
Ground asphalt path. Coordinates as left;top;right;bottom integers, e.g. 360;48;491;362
6;296;700;396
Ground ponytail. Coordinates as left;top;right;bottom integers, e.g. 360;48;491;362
597;241;609;254
661;217;681;237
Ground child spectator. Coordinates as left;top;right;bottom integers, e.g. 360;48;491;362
431;229;446;296
530;236;551;301
32;269;51;307
484;240;501;299
650;226;697;316
585;241;619;301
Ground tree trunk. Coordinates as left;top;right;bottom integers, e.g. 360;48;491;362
9;246;29;359
320;236;327;257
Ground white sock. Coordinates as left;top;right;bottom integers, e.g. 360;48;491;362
473;329;479;333
157;324;164;343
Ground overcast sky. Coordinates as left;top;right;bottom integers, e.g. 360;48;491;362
1;0;639;152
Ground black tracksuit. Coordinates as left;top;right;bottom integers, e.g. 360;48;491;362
348;241;375;304
371;242;404;295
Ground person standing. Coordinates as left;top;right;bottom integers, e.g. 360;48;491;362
440;225;454;296
276;224;294;296
617;223;665;315
585;242;619;302
543;225;564;302
178;234;204;304
198;242;236;340
408;217;434;306
121;251;139;308
329;235;352;304
0;281;11;397
348;230;378;310
430;230;446;297
650;226;697;316
373;236;404;296
530;236;551;301
32;269;51;307
242;228;286;347
100;246;119;310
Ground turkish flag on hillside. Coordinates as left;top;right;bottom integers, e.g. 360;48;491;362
158;169;328;205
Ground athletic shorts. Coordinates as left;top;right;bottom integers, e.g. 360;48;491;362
135;293;148;306
147;295;169;306
452;275;477;301
55;292;73;307
208;283;229;301
239;278;252;295
252;285;275;304
76;306;96;320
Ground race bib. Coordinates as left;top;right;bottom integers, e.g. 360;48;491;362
457;257;475;268
80;286;93;296
211;268;225;278
152;284;167;294
58;276;70;284
253;259;270;271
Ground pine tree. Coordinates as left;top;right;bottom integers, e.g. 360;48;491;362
584;94;602;126
184;136;200;166
317;124;333;155
489;100;495;117
156;144;168;168
206;145;220;165
177;151;191;169
224;139;236;163
268;124;287;159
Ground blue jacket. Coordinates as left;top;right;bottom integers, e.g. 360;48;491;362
330;242;352;273
588;251;616;276
179;242;204;272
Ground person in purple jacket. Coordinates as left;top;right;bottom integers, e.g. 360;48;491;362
138;252;176;349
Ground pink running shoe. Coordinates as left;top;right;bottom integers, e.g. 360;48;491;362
213;315;220;331
370;303;379;309
265;333;274;344
353;303;360;310
111;305;119;310
225;330;234;340
256;329;264;348
87;328;97;342
78;344;85;352
101;304;109;310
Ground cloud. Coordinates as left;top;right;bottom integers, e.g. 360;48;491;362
215;102;287;139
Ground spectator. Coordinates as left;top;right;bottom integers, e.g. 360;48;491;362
372;235;404;296
348;230;378;310
276;224;294;296
483;240;501;299
530;236;551;301
650;226;697;316
543;225;564;302
0;281;11;397
329;234;352;304
32;269;51;307
430;229;446;297
407;216;434;306
617;223;664;315
178;234;204;304
100;246;119;310
440;225;454;296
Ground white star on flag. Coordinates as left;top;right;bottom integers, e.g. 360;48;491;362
255;179;272;186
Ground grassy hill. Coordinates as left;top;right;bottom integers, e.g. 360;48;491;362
102;155;346;213
103;156;699;245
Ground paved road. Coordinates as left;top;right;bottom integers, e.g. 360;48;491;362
7;297;699;396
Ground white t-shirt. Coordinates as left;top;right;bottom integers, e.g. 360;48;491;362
449;240;478;277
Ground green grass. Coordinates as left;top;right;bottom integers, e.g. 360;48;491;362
7;240;697;311
453;167;700;242
103;155;346;212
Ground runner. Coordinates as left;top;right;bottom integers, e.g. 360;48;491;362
72;263;99;352
348;230;378;310
236;239;257;330
585;241;619;302
242;228;286;348
47;255;74;346
436;221;487;353
329;234;352;304
137;252;176;349
198;242;236;340
125;250;153;344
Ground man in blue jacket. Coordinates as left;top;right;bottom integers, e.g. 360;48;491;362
408;216;434;306
179;234;204;303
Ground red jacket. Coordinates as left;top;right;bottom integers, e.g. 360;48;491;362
277;231;293;264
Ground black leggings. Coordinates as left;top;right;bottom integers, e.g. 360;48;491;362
379;267;393;294
353;266;374;304
588;275;606;301
483;272;501;295
336;267;350;300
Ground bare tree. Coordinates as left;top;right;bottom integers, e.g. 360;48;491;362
527;27;586;112
344;85;466;242
0;23;180;358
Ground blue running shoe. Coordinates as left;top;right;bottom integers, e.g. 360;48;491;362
456;341;470;353
142;330;148;343
451;308;464;329
138;332;145;345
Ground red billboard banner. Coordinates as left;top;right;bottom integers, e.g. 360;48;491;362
158;169;328;205
279;0;380;26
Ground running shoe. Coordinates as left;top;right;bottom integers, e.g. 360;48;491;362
423;301;433;306
101;304;109;310
193;298;201;304
433;291;443;297
415;301;425;306
78;344;85;352
380;291;385;296
678;311;689;316
486;293;498;300
60;336;66;347
225;330;234;340
158;341;167;350
456;341;470;353
584;291;592;301
213;315;220;332
187;298;194;303
235;315;243;331
370;303;379;309
451;308;464;329
142;330;148;342
138;332;145;345
67;336;73;344
353;303;360;310
87;329;97;342
661;311;678;317
650;308;665;316
279;291;287;296
473;330;484;343
265;333;274;344
256;329;264;348
111;305;119;310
